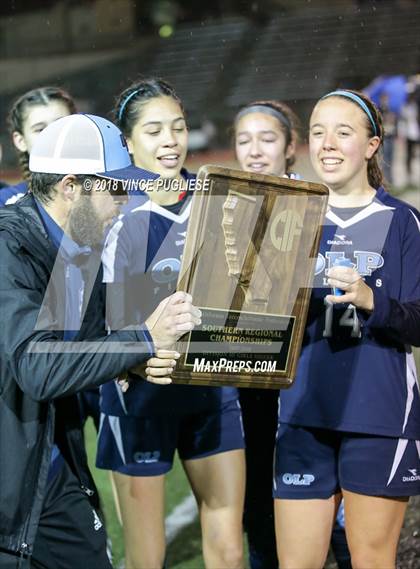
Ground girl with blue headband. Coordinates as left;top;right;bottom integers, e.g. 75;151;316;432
234;99;298;569
273;89;420;569
97;78;245;569
234;99;299;178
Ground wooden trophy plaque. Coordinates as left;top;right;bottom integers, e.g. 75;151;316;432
172;165;329;388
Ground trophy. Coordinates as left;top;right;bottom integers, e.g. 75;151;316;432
172;165;328;388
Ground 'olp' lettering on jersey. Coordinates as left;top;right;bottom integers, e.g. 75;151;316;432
280;187;420;440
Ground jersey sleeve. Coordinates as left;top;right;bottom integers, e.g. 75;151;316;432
365;207;420;346
0;186;27;207
102;217;133;284
102;212;149;330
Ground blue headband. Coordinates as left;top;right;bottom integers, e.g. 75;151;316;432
118;89;140;122
235;104;292;132
321;90;379;136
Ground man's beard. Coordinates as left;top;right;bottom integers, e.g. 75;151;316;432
68;195;104;247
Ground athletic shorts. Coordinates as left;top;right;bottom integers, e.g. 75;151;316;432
96;399;245;476
273;423;420;499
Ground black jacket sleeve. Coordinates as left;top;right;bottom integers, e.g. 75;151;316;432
0;237;155;402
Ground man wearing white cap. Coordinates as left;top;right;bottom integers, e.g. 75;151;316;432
0;114;201;568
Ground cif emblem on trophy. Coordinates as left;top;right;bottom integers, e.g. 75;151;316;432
173;165;328;389
222;190;304;312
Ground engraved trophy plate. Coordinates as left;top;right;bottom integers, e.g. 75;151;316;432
172;165;329;388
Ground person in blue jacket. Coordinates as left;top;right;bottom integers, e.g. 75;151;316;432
97;78;246;569
274;89;420;569
0;86;76;206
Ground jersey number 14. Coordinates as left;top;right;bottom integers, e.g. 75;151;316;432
323;299;361;338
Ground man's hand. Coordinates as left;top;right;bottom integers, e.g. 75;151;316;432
128;350;181;386
145;291;202;350
325;266;374;312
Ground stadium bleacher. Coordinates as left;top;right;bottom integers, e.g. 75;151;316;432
1;4;419;164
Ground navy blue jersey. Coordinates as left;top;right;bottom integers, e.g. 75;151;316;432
280;188;420;440
118;167;193;218
101;185;238;417
0;181;28;206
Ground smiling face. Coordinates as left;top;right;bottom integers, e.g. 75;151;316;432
309;97;380;193
235;112;293;176
13;101;72;153
126;95;188;179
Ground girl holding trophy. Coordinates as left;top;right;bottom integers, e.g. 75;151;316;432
274;90;420;569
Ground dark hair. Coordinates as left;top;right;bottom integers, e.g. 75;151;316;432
113;77;185;138
318;89;385;189
30;173;91;205
8;87;76;181
233;100;300;173
29;172;62;204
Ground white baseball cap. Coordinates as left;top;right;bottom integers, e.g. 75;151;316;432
29;114;157;182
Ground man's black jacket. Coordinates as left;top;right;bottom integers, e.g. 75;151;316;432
0;194;154;555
